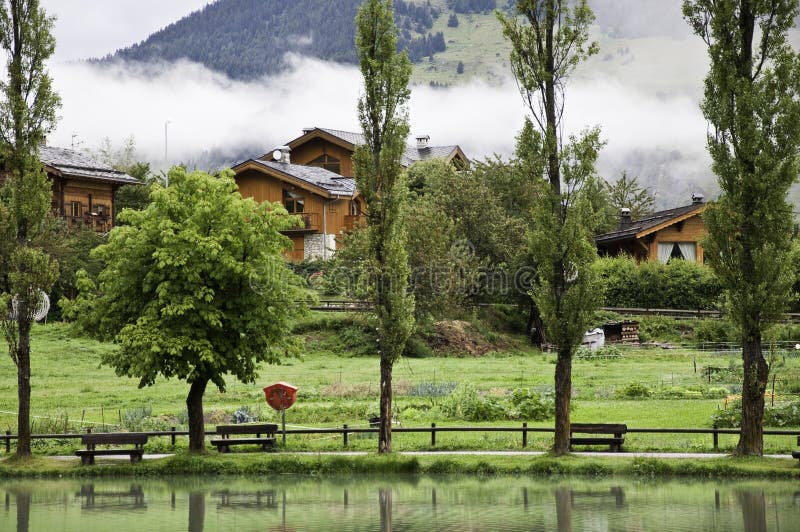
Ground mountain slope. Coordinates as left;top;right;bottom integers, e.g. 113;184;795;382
103;0;447;80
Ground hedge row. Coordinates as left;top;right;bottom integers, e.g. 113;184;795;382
594;256;722;310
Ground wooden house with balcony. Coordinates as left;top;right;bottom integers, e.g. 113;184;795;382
233;147;364;261
1;147;138;233
235;127;470;261
595;194;708;264
283;126;470;175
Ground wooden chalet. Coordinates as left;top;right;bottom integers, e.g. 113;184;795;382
40;146;139;232
233;147;363;261
596;194;708;263
284;126;470;176
235;127;470;261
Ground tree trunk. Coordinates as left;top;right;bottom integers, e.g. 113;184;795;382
186;377;208;452
737;334;768;455
527;300;546;347
553;346;572;455
378;356;393;453
15;308;31;457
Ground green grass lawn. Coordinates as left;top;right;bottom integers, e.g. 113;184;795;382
0;321;798;455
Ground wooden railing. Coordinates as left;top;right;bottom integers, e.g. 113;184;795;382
283;212;321;233
4;426;799;453
344;214;366;232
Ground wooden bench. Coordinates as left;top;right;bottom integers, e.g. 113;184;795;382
75;433;147;465
569;423;627;452
210;423;278;453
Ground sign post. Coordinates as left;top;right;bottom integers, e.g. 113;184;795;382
263;382;298;447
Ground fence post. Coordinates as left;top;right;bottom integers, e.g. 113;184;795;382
431;423;436;447
5;430;9;453
171;427;176;446
522;422;528;448
86;426;92;435
343;424;348;447
712;426;718;451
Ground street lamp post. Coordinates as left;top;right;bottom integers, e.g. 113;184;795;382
164;119;172;162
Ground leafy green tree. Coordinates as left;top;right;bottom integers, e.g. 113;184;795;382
353;0;415;453
63;168;306;451
683;0;800;455
605;171;655;221
499;0;603;454
0;0;61;457
94;136;152;213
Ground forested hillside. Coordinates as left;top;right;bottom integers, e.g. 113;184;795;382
103;0;447;80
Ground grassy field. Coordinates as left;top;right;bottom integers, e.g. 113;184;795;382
0;318;798;455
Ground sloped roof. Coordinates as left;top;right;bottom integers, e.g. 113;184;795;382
40;146;138;185
288;127;467;168
235;158;358;198
595;202;707;244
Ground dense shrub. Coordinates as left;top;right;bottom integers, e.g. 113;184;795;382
710;399;800;428
575;345;622;360
509;388;556;421
694;319;739;344
594;255;722;310
440;382;506;421
616;382;652;398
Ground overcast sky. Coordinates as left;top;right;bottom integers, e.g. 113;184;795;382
35;0;785;203
41;0;212;61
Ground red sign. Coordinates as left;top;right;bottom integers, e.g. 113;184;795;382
263;382;298;410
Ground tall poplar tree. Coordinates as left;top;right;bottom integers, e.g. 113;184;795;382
353;0;415;453
499;0;603;454
683;0;800;455
0;0;60;457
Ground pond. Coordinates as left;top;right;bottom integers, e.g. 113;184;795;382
1;476;798;531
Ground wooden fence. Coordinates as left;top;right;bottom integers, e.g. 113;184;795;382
3;425;799;453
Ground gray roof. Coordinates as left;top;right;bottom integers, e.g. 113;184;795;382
245;159;358;197
595;203;706;244
312;127;464;168
40;146;138;185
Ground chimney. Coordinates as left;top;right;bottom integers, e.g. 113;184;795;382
302;127;314;134
620;207;632;229
691;193;704;205
279;146;291;164
416;134;430;149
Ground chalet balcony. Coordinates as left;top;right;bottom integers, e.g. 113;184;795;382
62;213;112;233
344;214;366;232
282;212;321;233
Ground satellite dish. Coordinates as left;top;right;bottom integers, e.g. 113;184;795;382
272;149;282;161
10;290;50;322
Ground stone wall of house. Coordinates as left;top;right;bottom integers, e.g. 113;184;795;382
304;233;337;260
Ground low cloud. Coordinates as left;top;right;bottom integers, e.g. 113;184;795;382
49;50;713;205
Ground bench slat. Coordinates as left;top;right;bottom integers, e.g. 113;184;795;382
570;423;627;434
570;437;624;445
210;438;275;446
215;424;278;436
75;449;144;457
81;434;148;445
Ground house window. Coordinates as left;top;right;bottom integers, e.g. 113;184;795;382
349;200;361;216
657;242;697;263
96;204;107;216
69;201;81;217
308;154;341;174
283;189;305;214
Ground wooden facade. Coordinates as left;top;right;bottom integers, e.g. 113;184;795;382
233;159;364;261
40;146;138;232
237;127;469;261
596;201;708;264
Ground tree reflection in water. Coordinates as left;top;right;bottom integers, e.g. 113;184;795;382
737;490;767;532
188;491;205;532
379;487;392;532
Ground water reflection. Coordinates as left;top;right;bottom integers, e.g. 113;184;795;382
0;477;798;531
77;484;146;511
738;490;767;532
